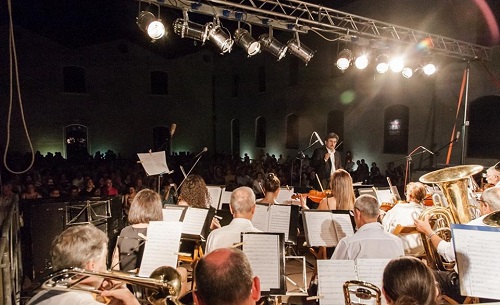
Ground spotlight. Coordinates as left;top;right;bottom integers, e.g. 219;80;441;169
206;23;234;54
354;54;369;70
137;11;165;41
336;49;352;71
287;35;315;65
402;67;413;78
375;54;389;74
423;63;437;75
389;56;404;73
234;28;260;57
259;34;288;61
173;18;208;42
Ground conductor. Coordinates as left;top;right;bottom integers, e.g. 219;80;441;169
311;132;342;190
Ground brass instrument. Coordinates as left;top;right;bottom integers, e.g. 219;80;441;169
483;210;500;227
418;165;483;271
42;266;185;305
343;280;381;305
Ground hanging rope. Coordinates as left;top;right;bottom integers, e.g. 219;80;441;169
445;68;467;165
3;0;35;174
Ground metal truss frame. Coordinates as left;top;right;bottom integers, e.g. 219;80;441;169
148;0;492;61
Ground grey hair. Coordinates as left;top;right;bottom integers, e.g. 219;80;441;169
230;186;256;214
354;194;380;218
482;187;500;212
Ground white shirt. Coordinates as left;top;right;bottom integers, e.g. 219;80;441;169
382;202;425;256
331;222;404;260
27;290;102;305
327;148;336;175
205;218;261;253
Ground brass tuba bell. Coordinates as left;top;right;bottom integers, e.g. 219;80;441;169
418;165;483;271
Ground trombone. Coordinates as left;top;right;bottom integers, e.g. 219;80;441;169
41;266;186;305
343;280;382;305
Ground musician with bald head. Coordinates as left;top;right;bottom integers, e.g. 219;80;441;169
331;194;404;260
205;186;261;253
193;248;261;305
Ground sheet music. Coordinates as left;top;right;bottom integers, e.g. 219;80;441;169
162;207;184;222
276;187;294;204
317;260;356;305
452;224;500;299
220;188;232;205
252;204;270;232
243;233;281;291
375;189;393;205
137;151;171;176
303;211;337;247
207;185;222;210
356;259;390;305
331;213;355;241
182;207;209;235
139;221;182;277
268;205;291;241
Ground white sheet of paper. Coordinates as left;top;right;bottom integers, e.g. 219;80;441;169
220;188;232;205
137;151;171;176
162;207;184;222
268;205;291;241
252;204;270;232
243;234;281;291
331;213;355;240
453;225;500;299
139;221;182;277
303;211;337;247
207;185;223;210
182;207;209;236
375;189;393;206
275;187;294;204
356;259;390;305
318;260;356;305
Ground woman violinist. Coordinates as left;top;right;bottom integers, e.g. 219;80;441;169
317;169;355;211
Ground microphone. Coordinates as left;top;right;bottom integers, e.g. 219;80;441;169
314;132;324;146
194;147;208;158
170;123;177;137
455;131;461;142
421;146;435;155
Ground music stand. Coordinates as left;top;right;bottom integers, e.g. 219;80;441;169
137;150;173;193
66;199;111;227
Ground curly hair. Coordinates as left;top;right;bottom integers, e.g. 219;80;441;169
180;175;211;208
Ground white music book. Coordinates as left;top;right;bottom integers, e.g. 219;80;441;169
139;221;182;277
137;151;172;176
317;259;390;305
207;185;223;210
302;210;355;247
220;188;232;206
182;207;210;236
162;206;185;222
242;232;286;295
252;204;292;241
452;224;500;299
275;187;298;205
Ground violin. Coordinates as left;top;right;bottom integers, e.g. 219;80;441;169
292;189;332;203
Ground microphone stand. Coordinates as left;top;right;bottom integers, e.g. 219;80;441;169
296;139;321;186
404;147;430;188
422;137;459;166
178;153;205;190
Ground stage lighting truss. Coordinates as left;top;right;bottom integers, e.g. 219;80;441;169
136;3;166;42
234;26;261;57
259;28;288;61
287;32;315;65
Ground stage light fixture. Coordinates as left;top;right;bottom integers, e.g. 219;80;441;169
259;34;288;61
375;54;389;74
423;63;437;75
402;67;413;78
206;22;234;54
137;11;165;41
172;18;209;42
354;54;369;70
336;49;352;71
234;28;260;57
287;34;315;65
389;56;405;73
